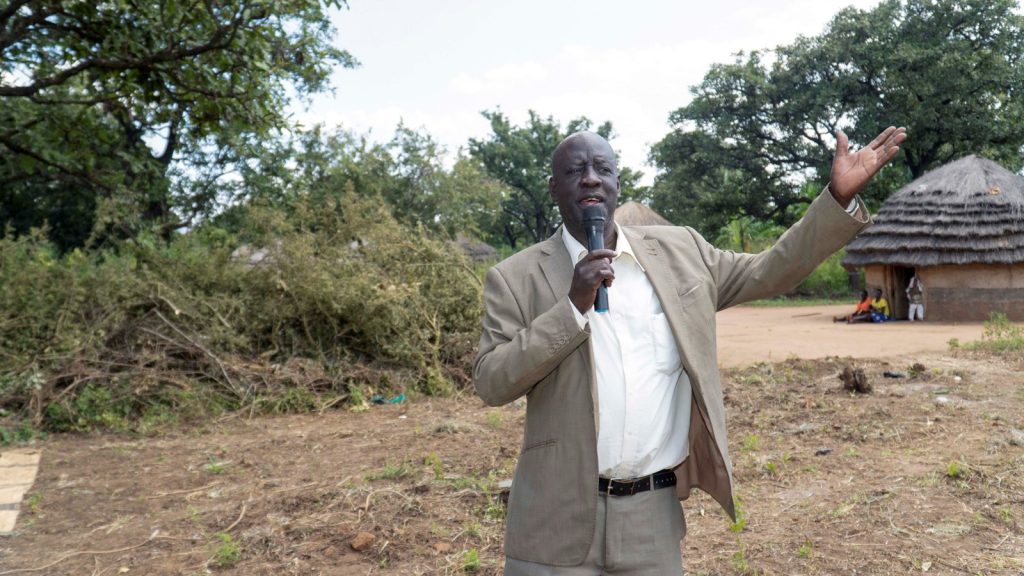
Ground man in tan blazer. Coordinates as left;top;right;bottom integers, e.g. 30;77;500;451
474;127;906;574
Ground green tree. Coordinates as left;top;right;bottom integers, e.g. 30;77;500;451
469;110;645;248
0;0;355;251
651;0;1024;238
227;124;507;241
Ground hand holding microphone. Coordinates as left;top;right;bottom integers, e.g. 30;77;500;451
568;205;614;314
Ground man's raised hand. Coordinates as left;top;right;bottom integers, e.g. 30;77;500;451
830;126;907;208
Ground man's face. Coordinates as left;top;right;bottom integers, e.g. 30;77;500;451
548;132;620;244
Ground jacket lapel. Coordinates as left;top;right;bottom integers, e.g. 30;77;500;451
624;227;704;385
538;229;572;309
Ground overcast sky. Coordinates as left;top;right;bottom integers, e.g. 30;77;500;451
296;0;885;181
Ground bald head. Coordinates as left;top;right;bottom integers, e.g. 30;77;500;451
551;131;616;175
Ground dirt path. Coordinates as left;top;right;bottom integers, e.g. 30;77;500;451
0;307;1016;574
2;353;1022;575
716;304;983;367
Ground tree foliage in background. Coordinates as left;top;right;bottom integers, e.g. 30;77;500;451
0;0;354;251
469;110;647;248
651;0;1024;238
228;124;509;241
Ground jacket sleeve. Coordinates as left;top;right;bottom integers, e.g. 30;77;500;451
472;266;590;407
689;188;871;311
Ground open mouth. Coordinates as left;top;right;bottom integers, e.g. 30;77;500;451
580;196;604;206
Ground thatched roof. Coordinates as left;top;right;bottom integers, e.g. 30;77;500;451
843;155;1024;267
453;234;498;262
616;201;673;226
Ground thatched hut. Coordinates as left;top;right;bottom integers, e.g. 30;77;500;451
616;201;672;226
843;155;1024;321
453;233;498;262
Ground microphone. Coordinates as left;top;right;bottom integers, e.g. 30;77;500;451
582;205;610;313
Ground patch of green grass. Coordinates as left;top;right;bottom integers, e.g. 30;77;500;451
424;451;444;480
366;461;412;481
999;507;1014;524
462;548;480;572
212;532;241;567
483;501;505;521
484;411;503;429
918;471;941;488
831;501;855;518
741;434;760;453
25;492;42;513
728;497;747;533
256;387;319;414
965;312;1024;354
947;459;967;479
446;474;492;491
798;542;812;558
731;539;756;574
204;456;229;475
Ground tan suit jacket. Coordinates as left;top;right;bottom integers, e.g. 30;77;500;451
473;190;870;565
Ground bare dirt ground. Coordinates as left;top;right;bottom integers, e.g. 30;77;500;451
716;305;984;367
1;313;1023;575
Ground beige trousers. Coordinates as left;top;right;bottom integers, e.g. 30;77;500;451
504;488;685;575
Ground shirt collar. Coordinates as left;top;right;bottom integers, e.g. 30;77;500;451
560;223;644;271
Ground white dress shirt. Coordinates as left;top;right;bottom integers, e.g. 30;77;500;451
562;225;693;479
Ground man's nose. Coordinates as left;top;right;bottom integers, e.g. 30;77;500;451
581;165;601;187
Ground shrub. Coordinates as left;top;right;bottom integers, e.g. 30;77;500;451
0;193;482;431
965;312;1024;355
792;251;849;298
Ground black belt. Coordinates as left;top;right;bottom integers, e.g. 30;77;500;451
598;469;676;497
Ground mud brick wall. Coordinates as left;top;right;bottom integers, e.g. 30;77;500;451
922;264;1024;322
925;287;1024;321
861;264;1024;322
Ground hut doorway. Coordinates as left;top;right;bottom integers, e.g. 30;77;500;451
885;266;915;320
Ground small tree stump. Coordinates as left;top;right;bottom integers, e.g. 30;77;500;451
840;366;872;394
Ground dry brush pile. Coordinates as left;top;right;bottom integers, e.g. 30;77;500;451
0;194;483;432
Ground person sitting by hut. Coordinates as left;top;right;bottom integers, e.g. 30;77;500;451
870;288;890;322
906;275;924;321
834;290;873;323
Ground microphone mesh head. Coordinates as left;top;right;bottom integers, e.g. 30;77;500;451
582;204;607;224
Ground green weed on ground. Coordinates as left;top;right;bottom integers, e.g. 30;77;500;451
963;312;1024;354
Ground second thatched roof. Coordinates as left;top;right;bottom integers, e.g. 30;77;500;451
616;201;673;227
843;155;1024;268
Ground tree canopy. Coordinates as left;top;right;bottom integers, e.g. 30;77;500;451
0;0;354;250
651;0;1024;237
229;123;508;242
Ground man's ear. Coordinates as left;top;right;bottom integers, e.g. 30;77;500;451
548;176;556;201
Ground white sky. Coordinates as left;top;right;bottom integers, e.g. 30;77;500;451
296;0;885;181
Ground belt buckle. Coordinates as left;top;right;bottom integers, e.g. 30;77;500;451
608;476;641;496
